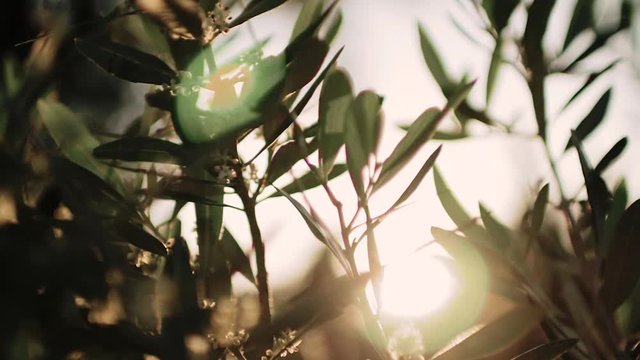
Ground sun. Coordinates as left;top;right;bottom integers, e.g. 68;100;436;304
377;247;458;319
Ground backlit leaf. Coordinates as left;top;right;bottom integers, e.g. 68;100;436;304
220;228;256;284
269;164;347;198
75;38;176;85
290;0;323;41
93;137;189;165
418;23;455;94
387;145;441;211
479;203;512;251
531;184;549;234
267;138;318;184
486;36;502;106
594;137;627;174
230;0;288;28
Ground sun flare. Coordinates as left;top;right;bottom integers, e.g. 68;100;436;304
378;249;458;319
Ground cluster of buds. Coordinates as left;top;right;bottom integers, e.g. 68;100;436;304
261;329;301;359
211;155;240;185
207;329;249;349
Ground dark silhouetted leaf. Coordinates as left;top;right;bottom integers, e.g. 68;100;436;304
376;81;474;190
511;338;578;360
285;1;337;62
345;91;382;198
269;164;347;198
432;306;542;360
283;38;329;95
112;220;168;256
267;138;318;184
594;137;627;174
602;180;627;255
565;88;611;151
479;203;512;251
563;0;593;50
220;228;255;284
318;67;353;176
93;137;189;165
230;0;288;28
75;38;176;85
387;145;441;211
433;167;491;243
523;0;556;139
490;0;519;32
418;23;455;94
601;200;640;312
290;0;323;41
531;184;549;234
486;36;502;106
560;61;618;112
571;132;610;245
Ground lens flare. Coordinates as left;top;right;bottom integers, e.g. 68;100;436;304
379;251;457;318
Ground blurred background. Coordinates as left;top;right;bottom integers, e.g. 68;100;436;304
3;0;639;358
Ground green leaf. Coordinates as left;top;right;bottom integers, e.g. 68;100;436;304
285;1;337;63
433;167;491;243
432;306;543;360
323;10;343;45
274;186;352;274
283;38;329;95
38;100;124;192
479;203;512;251
290;0;323;41
111;220;168;256
318;67;353;176
418;23;455;94
510;339;578;360
376;80;474;190
344;91;383;198
267;138;318;184
486;36;502;106
601;200;640;312
269;164;347;198
564;88;612;151
602;180;627;256
560;61;618;112
594;137;627;174
93;137;189;165
75;38;176;85
563;0;593;50
220;228;256;284
432;130;468;140
387;145;441;211
230;0;289;28
531;184;549;234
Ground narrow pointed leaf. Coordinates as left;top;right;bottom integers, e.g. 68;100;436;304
418;23;455;94
602;180;627;255
479;203;512;251
274;185;351;273
267;138;318;184
323;10;343;45
230;0;288;28
594;137;627;174
283;38;329;95
290;0;323;41
93;137;189;165
531;184;549;234
112;221;168;256
220;228;256;284
432;306;543;360
563;0;593;50
601;200;640;311
486;36;503;106
285;1;337;62
75;38;176;85
564;89;612;151
388;146;441;210
561;61;618;112
318;67;353;176
511;339;578;360
269;164;347;198
376;81;474;190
